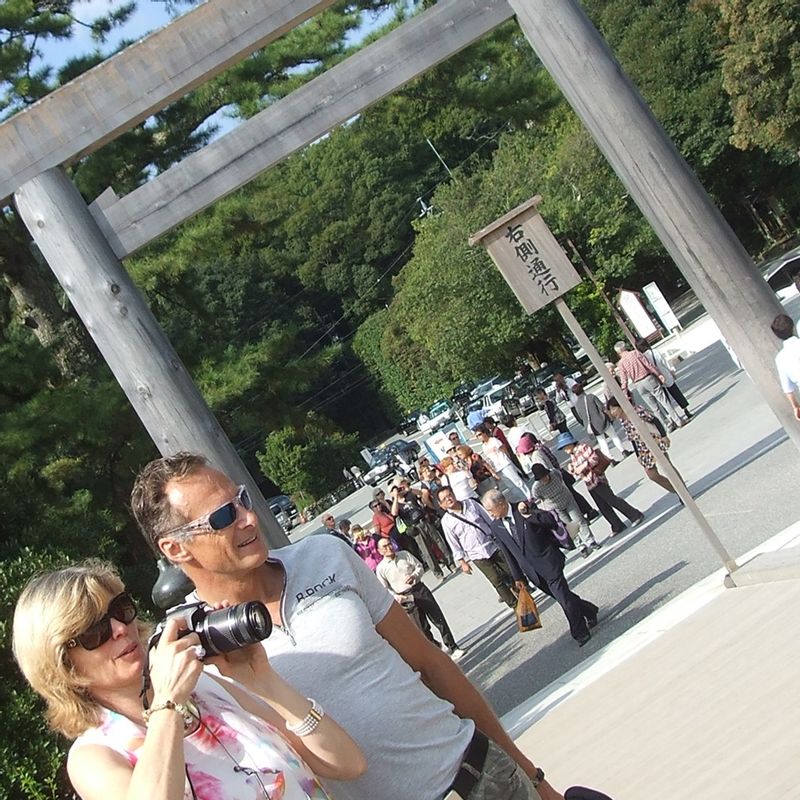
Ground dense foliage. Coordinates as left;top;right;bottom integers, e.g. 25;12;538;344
1;0;800;795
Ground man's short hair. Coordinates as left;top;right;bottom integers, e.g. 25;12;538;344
614;341;627;354
435;485;455;500
771;313;795;341
130;452;209;552
481;488;506;509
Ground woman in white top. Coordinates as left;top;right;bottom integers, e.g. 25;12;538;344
13;560;366;800
473;425;530;502
439;456;478;501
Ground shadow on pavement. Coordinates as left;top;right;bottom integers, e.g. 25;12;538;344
466;584;674;715
689;429;788;499
675;341;739;396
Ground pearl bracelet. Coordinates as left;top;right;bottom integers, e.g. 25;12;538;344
285;699;325;737
142;699;196;733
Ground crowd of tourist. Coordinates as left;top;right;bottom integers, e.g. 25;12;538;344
319;346;699;657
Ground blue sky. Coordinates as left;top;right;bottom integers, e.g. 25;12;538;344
39;1;401;74
38;0;175;68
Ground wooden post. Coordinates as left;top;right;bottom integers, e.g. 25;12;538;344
509;0;800;453
14;168;288;549
555;298;738;574
0;0;341;202
565;237;637;345
90;0;515;257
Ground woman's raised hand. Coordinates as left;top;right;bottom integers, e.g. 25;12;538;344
148;617;203;706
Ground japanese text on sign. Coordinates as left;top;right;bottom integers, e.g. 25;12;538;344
504;223;560;298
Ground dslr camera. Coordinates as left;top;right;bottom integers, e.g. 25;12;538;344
149;600;272;658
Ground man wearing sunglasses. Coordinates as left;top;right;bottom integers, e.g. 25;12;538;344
131;452;563;800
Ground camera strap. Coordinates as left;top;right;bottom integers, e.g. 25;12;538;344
140;625;165;711
140;644;153;710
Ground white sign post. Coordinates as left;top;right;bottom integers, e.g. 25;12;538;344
618;289;659;339
470;196;737;575
643;281;682;333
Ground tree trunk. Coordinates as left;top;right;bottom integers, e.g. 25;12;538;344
1;215;96;379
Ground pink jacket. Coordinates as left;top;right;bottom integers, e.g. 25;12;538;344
355;537;382;571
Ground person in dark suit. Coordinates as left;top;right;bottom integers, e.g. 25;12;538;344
481;488;599;647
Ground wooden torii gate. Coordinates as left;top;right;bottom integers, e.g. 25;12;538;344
3;0;797;546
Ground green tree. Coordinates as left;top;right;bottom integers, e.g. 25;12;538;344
257;413;361;500
719;0;800;156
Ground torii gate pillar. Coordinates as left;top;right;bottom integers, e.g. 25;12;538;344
14;167;288;548
509;0;800;451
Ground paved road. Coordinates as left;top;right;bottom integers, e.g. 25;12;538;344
290;298;800;717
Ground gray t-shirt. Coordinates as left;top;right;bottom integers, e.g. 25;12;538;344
191;535;473;800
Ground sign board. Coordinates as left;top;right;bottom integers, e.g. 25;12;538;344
469;195;581;313
424;423;463;463
618;289;658;338
642;281;681;332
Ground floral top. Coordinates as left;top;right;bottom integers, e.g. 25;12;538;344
71;673;329;800
618;406;669;470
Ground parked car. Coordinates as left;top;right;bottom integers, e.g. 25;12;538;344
763;249;800;300
450;381;473;406
267;494;298;520
398;410;422;435
532;362;589;396
268;503;292;533
480;381;512;418
470;375;505;399
509;375;536;416
479;381;533;420
386;438;421;462
363;448;395;486
418;400;454;433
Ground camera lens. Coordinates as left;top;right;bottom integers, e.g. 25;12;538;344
197;601;272;656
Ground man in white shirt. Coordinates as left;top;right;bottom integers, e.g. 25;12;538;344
375;538;463;658
771;313;800;420
438;487;517;608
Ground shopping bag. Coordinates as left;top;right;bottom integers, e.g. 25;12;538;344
515;586;542;632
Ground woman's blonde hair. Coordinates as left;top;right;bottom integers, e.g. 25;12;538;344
455;445;474;459
12;560;147;739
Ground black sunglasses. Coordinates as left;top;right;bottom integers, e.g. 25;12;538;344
66;592;138;651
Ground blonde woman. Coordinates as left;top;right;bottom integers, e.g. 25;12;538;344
13;561;365;800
